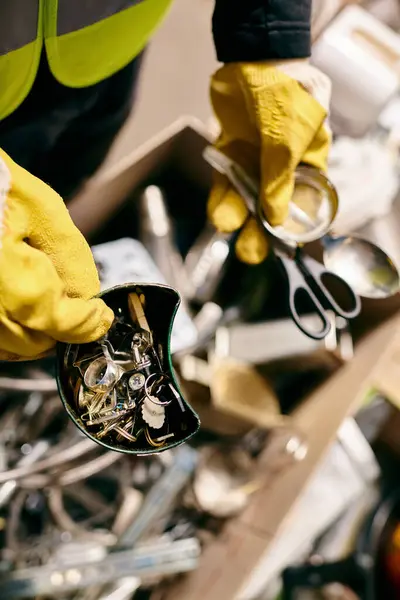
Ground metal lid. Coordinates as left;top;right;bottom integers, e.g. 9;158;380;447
260;165;339;245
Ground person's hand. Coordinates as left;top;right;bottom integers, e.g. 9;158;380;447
208;61;332;264
0;150;114;361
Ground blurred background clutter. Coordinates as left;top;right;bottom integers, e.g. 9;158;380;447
6;1;400;599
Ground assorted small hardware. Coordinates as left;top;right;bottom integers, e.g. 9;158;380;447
57;284;200;454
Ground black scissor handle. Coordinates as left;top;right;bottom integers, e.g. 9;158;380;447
278;255;332;340
298;253;361;320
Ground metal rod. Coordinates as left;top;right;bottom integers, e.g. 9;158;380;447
0;439;96;484
0;377;58;393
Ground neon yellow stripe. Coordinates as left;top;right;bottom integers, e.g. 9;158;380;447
45;0;172;88
56;0;147;36
0;2;43;120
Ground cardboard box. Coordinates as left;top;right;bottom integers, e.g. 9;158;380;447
68;117;400;599
69;117;213;239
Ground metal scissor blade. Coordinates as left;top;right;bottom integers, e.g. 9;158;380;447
203;147;315;229
203;147;258;214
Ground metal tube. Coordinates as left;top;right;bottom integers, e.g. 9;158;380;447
0;377;58;393
0;539;200;598
118;445;198;547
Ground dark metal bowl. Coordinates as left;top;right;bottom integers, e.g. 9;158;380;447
56;283;200;455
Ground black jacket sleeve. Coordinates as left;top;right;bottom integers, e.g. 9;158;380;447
213;0;312;63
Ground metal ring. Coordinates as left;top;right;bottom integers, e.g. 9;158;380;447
144;373;172;406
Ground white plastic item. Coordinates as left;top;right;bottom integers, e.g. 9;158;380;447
312;5;400;137
328;136;399;233
91;238;198;354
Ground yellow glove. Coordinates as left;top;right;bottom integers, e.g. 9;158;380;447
208;61;331;264
0;150;114;361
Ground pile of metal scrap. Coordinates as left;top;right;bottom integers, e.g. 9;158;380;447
0;373;195;599
0;366;309;600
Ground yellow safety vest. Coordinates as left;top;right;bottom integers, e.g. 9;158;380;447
0;0;172;121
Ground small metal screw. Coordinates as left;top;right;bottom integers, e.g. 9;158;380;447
129;373;146;391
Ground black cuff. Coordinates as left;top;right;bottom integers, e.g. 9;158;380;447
213;24;311;63
212;0;312;63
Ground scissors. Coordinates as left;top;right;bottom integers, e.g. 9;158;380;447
203;147;361;340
